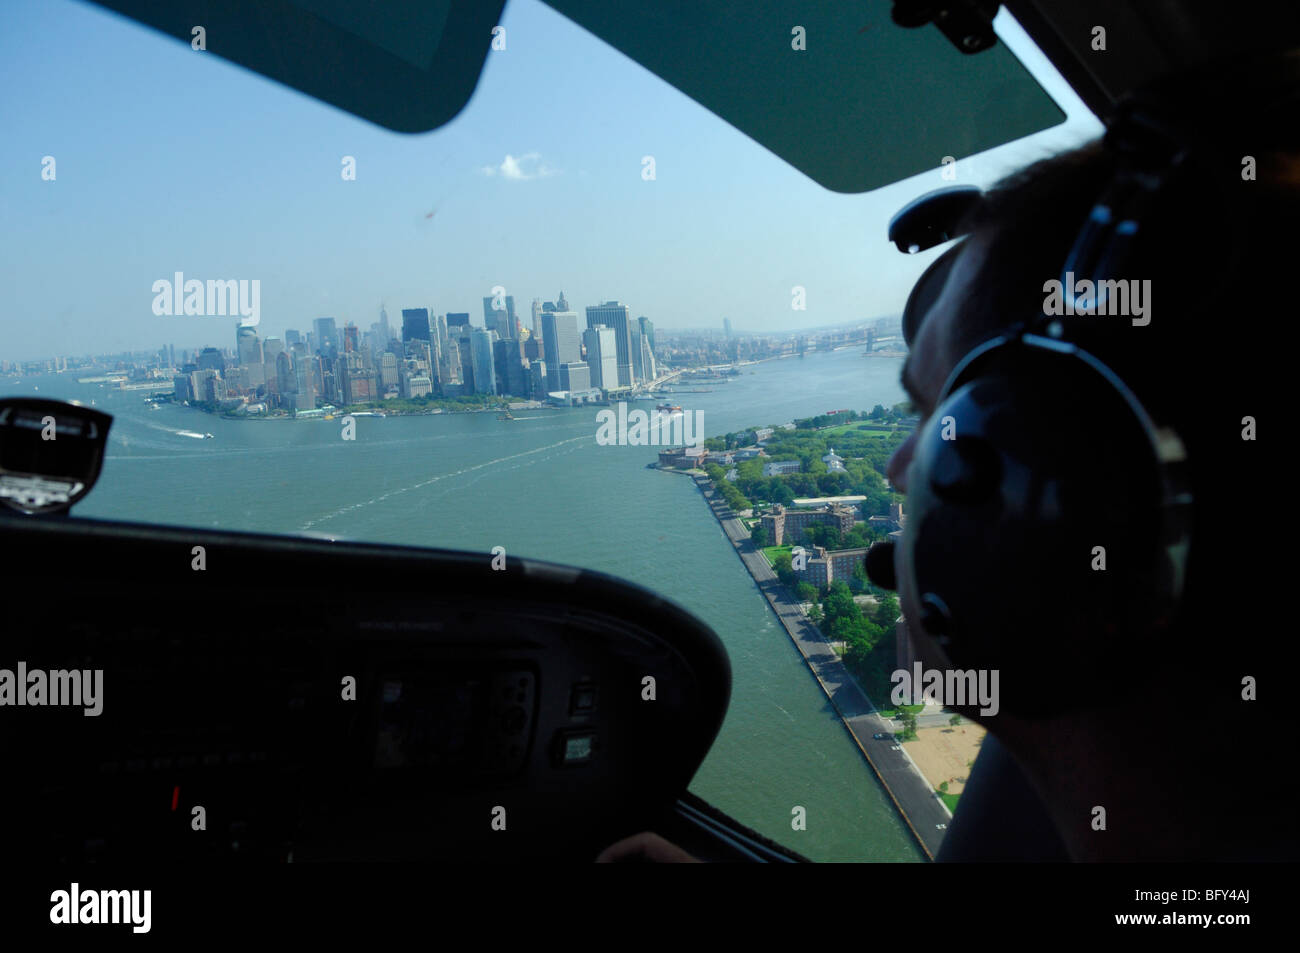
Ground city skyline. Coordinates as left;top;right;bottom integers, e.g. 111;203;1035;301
1;0;1100;363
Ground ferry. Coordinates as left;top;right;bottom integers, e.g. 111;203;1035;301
656;403;683;415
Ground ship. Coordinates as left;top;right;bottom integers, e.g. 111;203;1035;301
656;403;683;414
497;409;514;421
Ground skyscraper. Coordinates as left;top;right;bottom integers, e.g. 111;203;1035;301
542;310;581;385
468;328;496;394
482;295;517;341
531;298;543;335
723;317;733;338
638;316;655;357
236;325;262;366
402;308;431;342
446;312;471;329
314;317;339;353
585;301;633;386
582;326;617;389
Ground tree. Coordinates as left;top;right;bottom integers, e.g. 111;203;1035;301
795;582;818;602
750;522;768;547
949;714;962;727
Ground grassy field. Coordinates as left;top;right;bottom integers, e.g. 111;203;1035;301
760;544;792;566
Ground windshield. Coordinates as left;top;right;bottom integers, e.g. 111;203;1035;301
0;0;1100;862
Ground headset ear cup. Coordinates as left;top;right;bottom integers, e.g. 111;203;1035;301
902;343;1167;718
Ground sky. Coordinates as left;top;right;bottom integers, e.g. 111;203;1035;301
0;0;1102;362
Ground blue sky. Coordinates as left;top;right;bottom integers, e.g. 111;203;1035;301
0;0;1101;362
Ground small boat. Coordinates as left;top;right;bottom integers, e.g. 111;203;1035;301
656;403;683;414
497;409;514;420
203;433;214;439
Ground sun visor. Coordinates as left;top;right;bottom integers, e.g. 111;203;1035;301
544;0;1066;193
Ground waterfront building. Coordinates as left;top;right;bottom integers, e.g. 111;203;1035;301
761;502;857;546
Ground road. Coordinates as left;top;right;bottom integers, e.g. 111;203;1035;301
692;474;950;860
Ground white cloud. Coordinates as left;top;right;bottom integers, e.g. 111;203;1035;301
480;152;559;180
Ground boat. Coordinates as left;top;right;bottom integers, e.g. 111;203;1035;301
497;410;514;420
656;403;683;414
203;433;214;439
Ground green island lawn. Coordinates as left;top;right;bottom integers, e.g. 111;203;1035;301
940;792;961;813
760;544;792;566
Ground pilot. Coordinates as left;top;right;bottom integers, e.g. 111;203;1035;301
598;60;1295;863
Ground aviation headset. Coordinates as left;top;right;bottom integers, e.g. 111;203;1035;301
872;55;1300;718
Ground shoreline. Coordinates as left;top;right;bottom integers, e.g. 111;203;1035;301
681;468;950;861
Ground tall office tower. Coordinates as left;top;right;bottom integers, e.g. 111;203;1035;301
443;337;462;386
446;312;471;329
523;335;542;361
284;329;301;348
723;317;733;338
482;295;517;340
169;343;176;367
262;337;284;363
455;326;476;390
556;290;569;311
433;313;449;352
531;298;543;334
585;301;633;385
343;322;359;353
293;354;317;410
198;347;226;372
273;350;293;399
493;338;529;398
638;316;655;357
629;325;644;381
314;317;339;353
378;304;390;343
379;351;399;392
469;328;498;395
582;326;617;389
530;361;547;399
542;311;581;385
402;308;431;343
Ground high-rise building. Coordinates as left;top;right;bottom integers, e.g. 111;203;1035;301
314;317;339;353
469;328;497;394
482;295;517;341
629;325;644;381
582;326;617;389
263;337;284;363
446;312;471;329
236;326;262;366
293;354;317;410
723;317;733;338
542;310;581;382
343;322;359;353
284;329;301;348
586;301;633;385
531;298;543;335
402;308;431;342
638;316;655;357
197;347;225;372
556;290;569;312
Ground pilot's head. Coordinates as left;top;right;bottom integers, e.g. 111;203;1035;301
884;134;1293;730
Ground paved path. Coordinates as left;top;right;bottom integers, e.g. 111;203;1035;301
692;474;950;860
